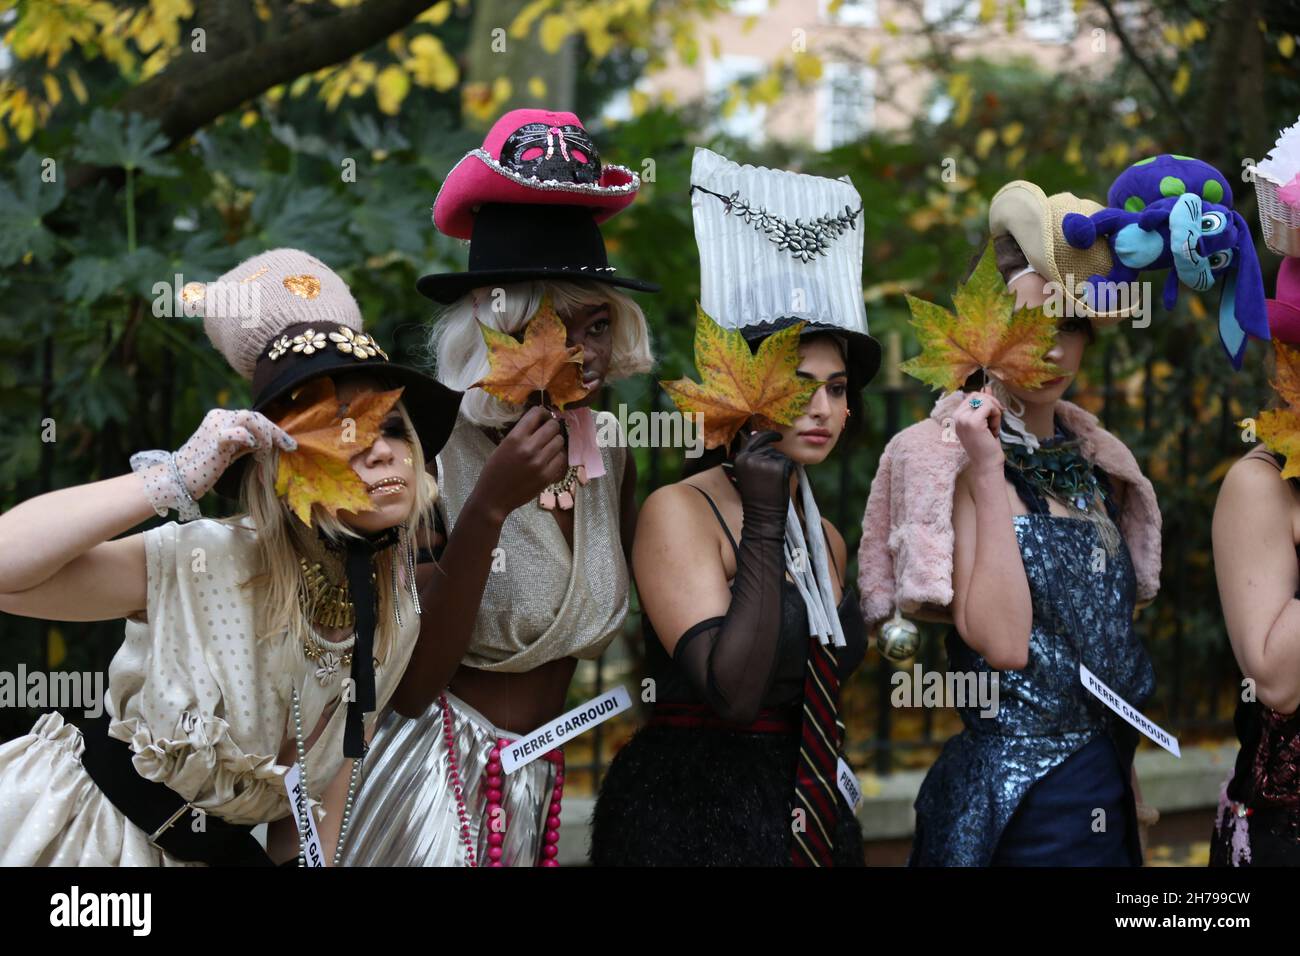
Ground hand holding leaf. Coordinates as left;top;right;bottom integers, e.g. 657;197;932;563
660;304;819;449
899;243;1064;392
272;377;405;525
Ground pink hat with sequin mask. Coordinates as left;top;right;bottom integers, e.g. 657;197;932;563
417;108;659;303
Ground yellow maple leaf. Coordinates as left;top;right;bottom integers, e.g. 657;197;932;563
272;378;405;526
660;304;819;450
1252;340;1300;479
473;296;589;409
898;243;1064;393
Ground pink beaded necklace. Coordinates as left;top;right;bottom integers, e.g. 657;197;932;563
439;692;566;867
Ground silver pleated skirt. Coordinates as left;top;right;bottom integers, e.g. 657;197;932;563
339;692;558;867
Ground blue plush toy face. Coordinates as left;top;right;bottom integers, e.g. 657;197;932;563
1167;193;1238;293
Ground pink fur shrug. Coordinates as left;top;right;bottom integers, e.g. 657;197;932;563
856;390;1162;631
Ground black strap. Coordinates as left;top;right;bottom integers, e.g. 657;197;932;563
691;486;740;557
342;527;398;758
78;713;274;866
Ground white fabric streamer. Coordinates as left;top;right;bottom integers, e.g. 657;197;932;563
784;464;845;647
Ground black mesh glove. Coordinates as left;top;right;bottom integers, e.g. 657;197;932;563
673;430;792;723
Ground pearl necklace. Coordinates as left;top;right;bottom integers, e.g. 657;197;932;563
290;686;363;867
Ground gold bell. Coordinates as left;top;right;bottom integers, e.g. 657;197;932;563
877;609;920;662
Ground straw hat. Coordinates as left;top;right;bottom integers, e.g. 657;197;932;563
989;180;1134;325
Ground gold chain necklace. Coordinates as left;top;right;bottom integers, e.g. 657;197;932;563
298;556;356;629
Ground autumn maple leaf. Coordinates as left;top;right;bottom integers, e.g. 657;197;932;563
473;295;589;409
660;303;820;450
272;377;405;525
899;243;1064;392
1251;340;1300;479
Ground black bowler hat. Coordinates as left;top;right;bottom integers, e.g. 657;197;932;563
416;203;660;304
416;107;659;304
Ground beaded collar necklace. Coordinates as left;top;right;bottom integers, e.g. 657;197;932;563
1002;422;1103;513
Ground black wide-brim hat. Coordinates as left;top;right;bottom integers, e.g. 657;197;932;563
214;320;462;500
738;316;882;387
417;204;660;304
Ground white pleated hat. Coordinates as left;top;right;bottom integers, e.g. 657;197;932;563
690;146;880;383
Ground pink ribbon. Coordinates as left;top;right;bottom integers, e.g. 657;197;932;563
561;407;605;479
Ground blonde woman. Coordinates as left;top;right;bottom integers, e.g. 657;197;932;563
0;249;461;866
339;108;658;867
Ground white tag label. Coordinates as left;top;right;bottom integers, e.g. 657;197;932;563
836;757;862;811
500;686;633;775
284;764;326;867
1079;663;1180;758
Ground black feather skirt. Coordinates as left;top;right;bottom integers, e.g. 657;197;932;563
589;722;865;866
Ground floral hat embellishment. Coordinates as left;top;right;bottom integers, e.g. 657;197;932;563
266;324;390;362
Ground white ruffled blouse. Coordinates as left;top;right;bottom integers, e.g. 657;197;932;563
0;516;419;866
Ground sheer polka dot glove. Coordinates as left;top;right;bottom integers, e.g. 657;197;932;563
130;409;298;521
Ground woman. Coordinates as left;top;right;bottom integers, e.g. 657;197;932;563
0;248;461;866
590;149;880;866
859;181;1164;866
1211;255;1300;867
338;109;657;867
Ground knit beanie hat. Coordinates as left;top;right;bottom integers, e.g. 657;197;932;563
183;248;364;380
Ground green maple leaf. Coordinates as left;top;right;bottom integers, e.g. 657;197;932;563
72;109;178;177
899;243;1064;392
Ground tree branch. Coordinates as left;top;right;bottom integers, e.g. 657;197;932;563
67;0;438;188
1095;0;1196;142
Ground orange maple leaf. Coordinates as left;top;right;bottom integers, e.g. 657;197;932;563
1252;340;1300;480
272;377;405;525
660;303;819;450
472;295;589;409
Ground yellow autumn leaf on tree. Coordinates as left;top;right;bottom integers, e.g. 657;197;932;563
510;0;552;38
660;304;819;450
375;64;410;115
473;296;589;409
272;378;405;526
1172;64;1191;96
418;0;453;25
899;243;1064;392
540;13;572;53
408;34;458;90
1253;342;1300;478
793;53;823;84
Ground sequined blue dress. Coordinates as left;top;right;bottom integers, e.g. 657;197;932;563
910;472;1156;867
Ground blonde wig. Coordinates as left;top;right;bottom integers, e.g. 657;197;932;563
427;279;654;427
